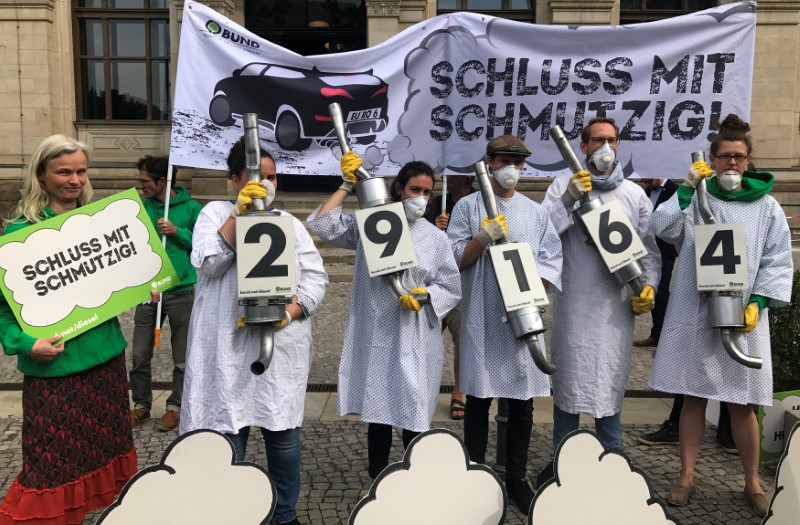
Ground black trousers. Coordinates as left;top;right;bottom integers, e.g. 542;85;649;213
463;395;533;481
367;423;419;479
650;256;675;341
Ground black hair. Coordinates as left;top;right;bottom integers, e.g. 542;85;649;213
136;155;176;185
710;114;753;156
226;136;275;179
390;161;434;202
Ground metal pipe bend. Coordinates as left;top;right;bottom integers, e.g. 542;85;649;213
525;336;556;375
720;328;762;369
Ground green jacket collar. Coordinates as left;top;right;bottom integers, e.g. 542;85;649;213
706;171;773;202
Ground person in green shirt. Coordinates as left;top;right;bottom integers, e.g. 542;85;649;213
129;156;202;432
0;135;145;524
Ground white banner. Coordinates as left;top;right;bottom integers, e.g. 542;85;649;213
170;1;756;179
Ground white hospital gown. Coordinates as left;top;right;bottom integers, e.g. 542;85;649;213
447;191;563;400
542;178;660;418
180;201;328;434
648;190;792;406
307;205;461;432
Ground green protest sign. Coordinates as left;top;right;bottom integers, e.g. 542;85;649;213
0;188;179;341
758;390;800;467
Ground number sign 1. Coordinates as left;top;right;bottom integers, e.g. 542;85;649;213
694;223;748;291
580;201;647;272
355;202;418;277
489;242;549;311
236;214;297;299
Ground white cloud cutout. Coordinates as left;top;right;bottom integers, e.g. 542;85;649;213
530;430;678;525
349;428;505;525
96;430;275;524
0;199;163;327
762;396;800;454
763;422;800;524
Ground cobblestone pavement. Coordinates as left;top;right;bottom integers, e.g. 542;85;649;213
0;272;777;524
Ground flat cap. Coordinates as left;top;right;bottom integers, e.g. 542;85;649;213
486;134;531;157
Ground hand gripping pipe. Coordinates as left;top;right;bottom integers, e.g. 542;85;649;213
549;125;645;295
328;102;430;306
241;113;289;375
692;151;761;369
474;161;555;375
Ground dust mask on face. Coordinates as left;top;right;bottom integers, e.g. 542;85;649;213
590;143;616;173
493;165;520;189
718;170;742;193
403;195;428;222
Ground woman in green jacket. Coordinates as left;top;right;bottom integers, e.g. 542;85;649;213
0;135;139;525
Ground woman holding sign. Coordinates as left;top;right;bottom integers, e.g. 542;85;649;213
308;157;461;479
648;115;793;516
0;135;138;524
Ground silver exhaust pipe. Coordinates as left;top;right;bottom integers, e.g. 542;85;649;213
691;151;761;369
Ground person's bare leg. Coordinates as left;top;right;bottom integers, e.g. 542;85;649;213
677;395;707;488
727;403;762;494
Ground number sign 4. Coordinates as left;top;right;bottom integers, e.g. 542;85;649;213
355;202;418;277
694;223;748;291
236;214;297;298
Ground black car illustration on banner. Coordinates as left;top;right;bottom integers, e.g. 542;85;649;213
208;62;389;150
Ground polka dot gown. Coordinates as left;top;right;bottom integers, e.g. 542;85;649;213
308;205;462;432
648;188;793;406
447;191;563;400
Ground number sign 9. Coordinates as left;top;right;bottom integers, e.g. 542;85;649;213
236;214;296;299
580;201;647;272
489;242;548;311
356;202;418;277
694;223;748;291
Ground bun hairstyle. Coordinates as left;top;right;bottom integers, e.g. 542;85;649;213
711;114;752;156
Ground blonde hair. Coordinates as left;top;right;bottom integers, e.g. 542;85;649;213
5;135;93;225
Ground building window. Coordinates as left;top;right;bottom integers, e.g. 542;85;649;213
74;0;170;121
246;0;366;56
437;0;535;23
620;0;716;24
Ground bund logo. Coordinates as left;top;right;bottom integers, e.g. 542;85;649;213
205;20;221;34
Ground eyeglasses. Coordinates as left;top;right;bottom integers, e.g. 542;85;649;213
588;137;620;146
714;153;749;163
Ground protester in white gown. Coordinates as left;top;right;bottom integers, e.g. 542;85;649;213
308;157;461;479
539;117;660;486
180;138;327;525
446;134;562;513
648;114;792;517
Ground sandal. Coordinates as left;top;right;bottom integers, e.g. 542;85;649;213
450;399;466;420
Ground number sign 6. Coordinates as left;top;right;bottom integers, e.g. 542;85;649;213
356;202;418;277
236;214;296;299
581;201;647;272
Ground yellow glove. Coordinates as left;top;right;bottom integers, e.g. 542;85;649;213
232;180;269;216
398;289;423;312
563;170;592;206
684;160;714;189
339;151;361;192
738;302;759;333
475;214;508;246
272;311;293;329
631;285;655;314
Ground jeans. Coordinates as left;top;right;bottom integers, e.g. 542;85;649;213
130;291;193;411
464;396;533;481
226;426;301;524
553;405;623;452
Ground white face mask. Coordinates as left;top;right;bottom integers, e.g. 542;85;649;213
590;143;616;173
493;165;520;189
718;170;742;193
403;195;428;222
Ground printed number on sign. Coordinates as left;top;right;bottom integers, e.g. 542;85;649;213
503;249;531;292
244;222;288;278
699;229;741;274
598;209;633;254
363;210;402;258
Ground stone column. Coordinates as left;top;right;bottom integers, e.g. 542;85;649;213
366;0;400;47
548;0;616;26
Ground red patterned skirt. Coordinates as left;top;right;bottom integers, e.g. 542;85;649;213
0;352;137;525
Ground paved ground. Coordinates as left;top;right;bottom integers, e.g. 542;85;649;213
0;273;777;524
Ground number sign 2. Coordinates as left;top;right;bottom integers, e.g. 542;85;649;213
236;214;296;299
694;223;748;291
489;243;549;311
580;201;647;272
356;202;418;277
